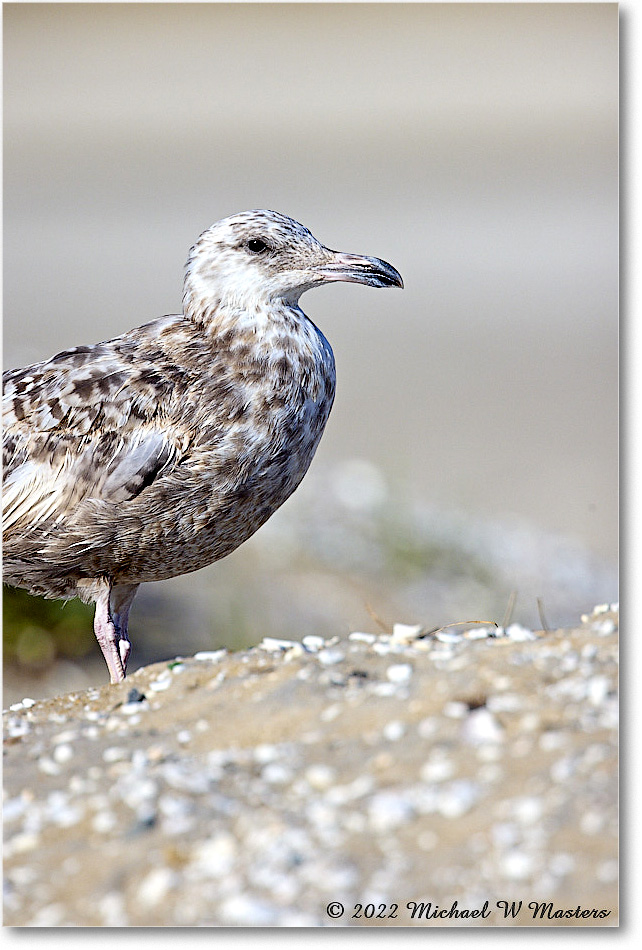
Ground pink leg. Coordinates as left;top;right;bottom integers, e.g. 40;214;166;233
94;585;125;684
93;582;139;684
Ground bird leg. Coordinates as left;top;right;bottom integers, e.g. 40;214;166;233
93;588;125;684
93;582;139;684
110;583;139;676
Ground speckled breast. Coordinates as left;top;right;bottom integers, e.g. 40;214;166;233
101;327;337;584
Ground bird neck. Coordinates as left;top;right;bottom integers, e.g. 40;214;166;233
182;268;308;338
183;288;309;347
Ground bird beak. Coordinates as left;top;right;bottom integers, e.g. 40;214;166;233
318;251;404;289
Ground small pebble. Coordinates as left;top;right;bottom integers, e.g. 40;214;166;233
499;850;535;880
126;688;146;704
442;701;468;719
191;832;237;878
92;811;117;834
368;791;414;831
386;663;412;684
52;744;74;764
302;635;325;652
261;763;293;784
369;682;400;697
372;640;393;655
595;619;616;637
587;675;610;705
383;720;405;742
550;757;575;783
3;796;29;823
304;764;336;790
326;775;373;804
53;729;78;745
253;743;280;764
260;637;299;652
22;697;36;708
391;623;423;643
505;624;537;641
320;704;342;722
193;650;226;662
137;867;177;908
98;892;128;927
539;730;566;751
464;626;493;640
511;797;543;825
420;757;454;783
462;708;504;745
486;693;523;713
120;703;145;717
219;894;278;926
437;780;480;817
317;648;345;666
5;718;31;738
348;632;376;644
7;832;39;856
148;676;171;692
435;630;463;643
30;904;66;927
103;747;128;763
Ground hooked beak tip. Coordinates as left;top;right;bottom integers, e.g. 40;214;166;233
319;252;404;290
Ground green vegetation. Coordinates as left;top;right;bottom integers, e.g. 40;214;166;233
3;587;94;671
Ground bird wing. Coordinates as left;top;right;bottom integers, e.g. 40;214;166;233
3;332;189;534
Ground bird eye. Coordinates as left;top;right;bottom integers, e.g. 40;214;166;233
246;238;269;254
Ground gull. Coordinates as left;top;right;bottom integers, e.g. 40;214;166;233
3;210;403;683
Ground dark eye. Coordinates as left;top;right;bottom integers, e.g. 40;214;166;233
247;238;269;254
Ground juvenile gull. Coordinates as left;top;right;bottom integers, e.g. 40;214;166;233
3;210;403;684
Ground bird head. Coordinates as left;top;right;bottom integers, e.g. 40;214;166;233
183;210;403;321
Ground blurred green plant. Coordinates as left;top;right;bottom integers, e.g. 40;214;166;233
376;510;498;587
3;587;95;671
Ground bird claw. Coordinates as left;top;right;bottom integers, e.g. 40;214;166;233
119;637;131;671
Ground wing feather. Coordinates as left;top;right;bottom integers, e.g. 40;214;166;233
3;320;189;535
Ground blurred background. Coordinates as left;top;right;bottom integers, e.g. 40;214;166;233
3;2;618;702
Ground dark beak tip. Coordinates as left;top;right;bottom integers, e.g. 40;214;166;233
320;253;403;290
379;265;404;290
363;256;403;290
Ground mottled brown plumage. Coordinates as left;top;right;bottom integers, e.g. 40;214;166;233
3;210;403;683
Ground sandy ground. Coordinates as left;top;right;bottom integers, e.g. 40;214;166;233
3;605;617;928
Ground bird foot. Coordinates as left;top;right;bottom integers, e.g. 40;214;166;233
93;582;139;683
